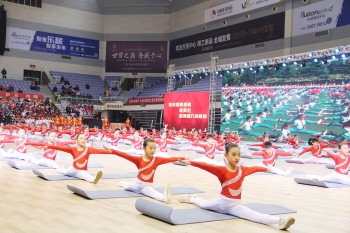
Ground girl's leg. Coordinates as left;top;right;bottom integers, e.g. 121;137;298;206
318;173;350;185
141;186;164;202
76;170;95;183
37;158;60;169
190;196;222;212
58;165;77;177
228;204;279;225
269;166;291;176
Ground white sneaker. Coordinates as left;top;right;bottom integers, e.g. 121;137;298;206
118;181;128;188
178;194;197;203
279;216;295;230
163;184;172;204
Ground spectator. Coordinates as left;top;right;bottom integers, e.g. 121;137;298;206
52;85;58;93
73;85;80;91
85;83;90;89
1;68;7;79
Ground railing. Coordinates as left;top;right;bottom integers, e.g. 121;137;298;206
134;81;143;89
60;96;101;104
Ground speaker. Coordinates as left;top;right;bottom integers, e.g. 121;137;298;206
0;9;6;56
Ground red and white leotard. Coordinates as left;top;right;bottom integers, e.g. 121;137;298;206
324;151;350;175
252;149;293;166
193;142;224;159
189;161;267;199
111;149;185;183
47;145;111;170
298;144;335;158
154;138;177;152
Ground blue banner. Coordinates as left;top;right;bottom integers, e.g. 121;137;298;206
292;0;350;36
8;27;99;59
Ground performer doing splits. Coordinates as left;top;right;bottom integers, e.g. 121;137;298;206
251;141;293;176
305;142;350;184
104;138;186;203
292;138;335;164
26;131;76;169
178;143;295;230
46;133;112;184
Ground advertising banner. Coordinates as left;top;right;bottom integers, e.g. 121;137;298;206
7;27;99;59
163;92;209;130
105;41;167;73
0;91;44;99
204;0;283;23
170;12;285;59
292;0;350;36
127;97;164;105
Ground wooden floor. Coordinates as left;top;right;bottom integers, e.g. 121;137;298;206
0;141;349;233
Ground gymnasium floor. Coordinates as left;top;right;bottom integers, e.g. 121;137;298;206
0;141;349;233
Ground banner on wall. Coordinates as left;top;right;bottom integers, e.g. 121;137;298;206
105;41;167;73
292;0;350;36
104;102;124;110
0;91;44;99
128;97;164;105
7;27;99;59
204;0;283;23
170;12;285;59
163;92;209;130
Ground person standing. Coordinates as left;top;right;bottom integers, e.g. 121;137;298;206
1;68;7;79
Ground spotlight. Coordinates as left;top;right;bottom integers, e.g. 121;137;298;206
341;54;346;58
282;63;286;67
331;55;336;59
313;58;318;62
294;61;298;65
335;48;340;53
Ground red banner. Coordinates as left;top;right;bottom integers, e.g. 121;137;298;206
0;91;44;99
128;97;164;105
164;92;209;130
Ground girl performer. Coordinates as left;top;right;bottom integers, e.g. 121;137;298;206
104;138;186;203
46;133;112;184
305;142;350;184
178;143;295;230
